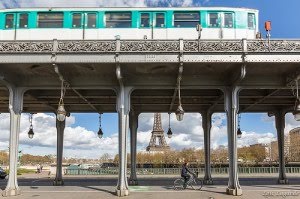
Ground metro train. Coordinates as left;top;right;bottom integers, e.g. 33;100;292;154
0;7;259;40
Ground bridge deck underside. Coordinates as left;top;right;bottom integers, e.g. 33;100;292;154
0;61;298;114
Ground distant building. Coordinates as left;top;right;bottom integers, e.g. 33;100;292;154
284;134;290;159
268;135;290;162
289;127;300;162
270;140;278;161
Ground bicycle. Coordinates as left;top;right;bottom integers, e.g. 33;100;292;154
173;172;203;190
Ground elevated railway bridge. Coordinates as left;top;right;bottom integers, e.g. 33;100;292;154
0;38;300;196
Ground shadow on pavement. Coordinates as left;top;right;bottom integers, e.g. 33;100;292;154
83;186;116;195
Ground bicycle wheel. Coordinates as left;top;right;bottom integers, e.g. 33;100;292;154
190;178;203;190
174;178;185;190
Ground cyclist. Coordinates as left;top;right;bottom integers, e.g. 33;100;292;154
181;162;193;188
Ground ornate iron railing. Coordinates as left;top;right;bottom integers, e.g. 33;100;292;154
0;39;300;53
65;166;300;175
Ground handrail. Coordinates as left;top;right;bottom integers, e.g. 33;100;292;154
64;166;300;175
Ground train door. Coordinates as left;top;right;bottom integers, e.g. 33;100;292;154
207;12;221;39
71;12;97;39
139;12;152;39
139;12;166;39
221;12;236;39
3;13;29;40
153;12;167;39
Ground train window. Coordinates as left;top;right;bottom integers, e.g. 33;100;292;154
87;13;96;28
174;12;200;27
155;13;165;28
105;12;131;28
72;13;82;28
5;14;14;29
224;13;233;28
19;13;28;28
37;12;64;28
209;13;219;27
140;13;150;28
248;13;255;28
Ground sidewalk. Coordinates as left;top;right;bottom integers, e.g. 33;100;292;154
1;174;300;199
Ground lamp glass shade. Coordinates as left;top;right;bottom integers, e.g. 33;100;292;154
293;111;300;121
237;128;242;138
57;104;66;122
98;128;103;139
293;99;300;121
175;105;184;121
167;128;172;138
28;128;34;139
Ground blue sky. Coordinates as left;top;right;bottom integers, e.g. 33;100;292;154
0;0;299;158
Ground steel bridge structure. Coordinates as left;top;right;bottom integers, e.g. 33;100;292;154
1;38;300;196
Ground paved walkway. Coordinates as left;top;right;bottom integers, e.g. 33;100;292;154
0;173;300;199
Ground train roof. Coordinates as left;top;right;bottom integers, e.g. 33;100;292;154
0;7;258;13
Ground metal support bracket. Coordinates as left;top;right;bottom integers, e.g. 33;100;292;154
169;40;184;112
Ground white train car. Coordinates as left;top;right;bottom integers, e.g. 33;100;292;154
0;7;259;40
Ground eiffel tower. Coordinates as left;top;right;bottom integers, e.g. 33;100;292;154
146;113;170;152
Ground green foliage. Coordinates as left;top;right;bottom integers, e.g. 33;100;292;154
20;154;53;165
0;151;9;165
5;168;36;176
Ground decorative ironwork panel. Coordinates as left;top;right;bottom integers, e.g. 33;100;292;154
184;40;243;52
1;39;300;54
247;40;300;52
183;41;199;52
120;40;179;52
57;41;116;52
0;41;53;52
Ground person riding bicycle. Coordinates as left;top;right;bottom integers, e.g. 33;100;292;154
181;162;193;188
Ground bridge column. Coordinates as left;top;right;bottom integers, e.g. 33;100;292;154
3;87;24;197
274;110;289;184
116;86;131;197
53;118;66;186
202;110;213;185
224;87;242;196
129;111;138;185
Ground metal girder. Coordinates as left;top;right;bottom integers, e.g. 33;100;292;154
25;93;56;112
52;64;100;113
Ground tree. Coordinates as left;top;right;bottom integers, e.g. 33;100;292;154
249;145;266;163
0;151;8;165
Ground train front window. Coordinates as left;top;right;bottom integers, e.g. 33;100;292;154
19;14;28;28
87;13;96;28
105;12;131;28
174;12;200;27
5;14;14;29
140;13;150;28
72;13;82;28
248;13;255;28
209;13;219;27
155;13;165;28
38;13;64;28
224;13;233;28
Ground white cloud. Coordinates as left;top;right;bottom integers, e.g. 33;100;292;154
0;113;118;158
237;131;275;147
0;0;146;8
1;111;296;158
261;113;300;135
148;0;195;7
0;0;203;8
136;112;282;152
